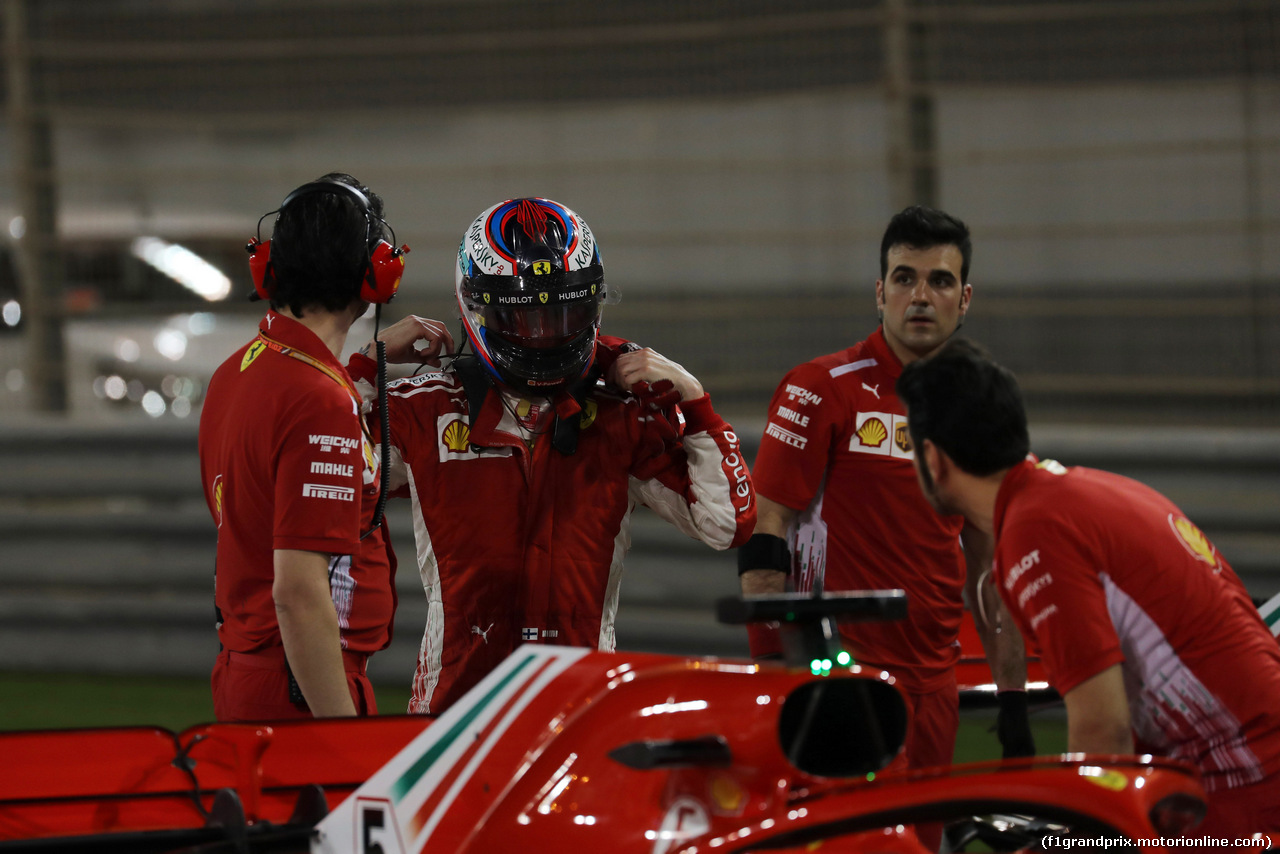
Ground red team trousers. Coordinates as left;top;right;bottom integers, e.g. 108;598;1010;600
211;646;378;721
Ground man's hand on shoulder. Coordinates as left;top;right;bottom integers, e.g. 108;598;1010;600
610;347;704;405
363;315;455;367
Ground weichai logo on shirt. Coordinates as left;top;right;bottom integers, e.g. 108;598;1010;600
1168;514;1219;571
784;384;822;407
309;434;359;454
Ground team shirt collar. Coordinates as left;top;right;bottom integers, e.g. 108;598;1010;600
993;457;1038;540
866;326;903;378
259;310;350;377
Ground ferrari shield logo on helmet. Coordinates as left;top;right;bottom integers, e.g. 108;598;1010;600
483;293;490;304
532;260;551;276
539;292;548;304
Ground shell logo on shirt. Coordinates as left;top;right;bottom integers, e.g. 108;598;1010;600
856;417;888;447
849;412;915;459
1169;514;1219;571
443;419;471;453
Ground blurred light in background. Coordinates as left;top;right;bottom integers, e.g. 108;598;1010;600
141;390;166;418
130;237;231;302
102;375;126;400
2;300;19;326
114;338;140;362
154;329;187;361
186;313;216;335
8;216;24;240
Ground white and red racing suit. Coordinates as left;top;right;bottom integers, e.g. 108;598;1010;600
350;336;755;713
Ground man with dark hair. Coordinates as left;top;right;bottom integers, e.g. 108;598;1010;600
739;206;1033;785
198;173;399;720
898;338;1280;841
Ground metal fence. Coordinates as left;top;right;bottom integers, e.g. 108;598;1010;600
0;0;1275;423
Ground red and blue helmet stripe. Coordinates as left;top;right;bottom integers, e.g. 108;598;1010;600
482;198;581;271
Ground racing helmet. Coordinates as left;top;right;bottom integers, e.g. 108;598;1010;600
455;198;606;395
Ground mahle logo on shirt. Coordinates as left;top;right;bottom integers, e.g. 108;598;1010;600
1169;514;1219;571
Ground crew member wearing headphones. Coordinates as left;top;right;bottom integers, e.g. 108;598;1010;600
198;173;404;720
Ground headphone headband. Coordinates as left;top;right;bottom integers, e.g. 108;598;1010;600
246;178;408;305
279;180;375;217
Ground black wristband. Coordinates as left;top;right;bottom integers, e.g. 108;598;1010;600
737;533;791;576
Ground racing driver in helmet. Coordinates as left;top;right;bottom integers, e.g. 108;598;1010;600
346;197;757;714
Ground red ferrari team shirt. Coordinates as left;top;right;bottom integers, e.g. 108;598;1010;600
751;328;966;692
994;458;1280;792
199;311;396;656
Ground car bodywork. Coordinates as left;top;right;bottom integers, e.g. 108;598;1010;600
0;594;1205;852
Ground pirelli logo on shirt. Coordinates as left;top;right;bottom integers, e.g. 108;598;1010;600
302;483;356;501
766;421;808;450
850;411;913;459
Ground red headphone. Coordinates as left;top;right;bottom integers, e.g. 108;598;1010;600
246;180;408;304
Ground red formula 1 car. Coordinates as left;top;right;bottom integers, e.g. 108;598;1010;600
0;594;1206;853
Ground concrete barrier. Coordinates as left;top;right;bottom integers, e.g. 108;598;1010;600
0;418;1276;690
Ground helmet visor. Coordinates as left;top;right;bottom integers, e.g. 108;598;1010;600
481;297;601;346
